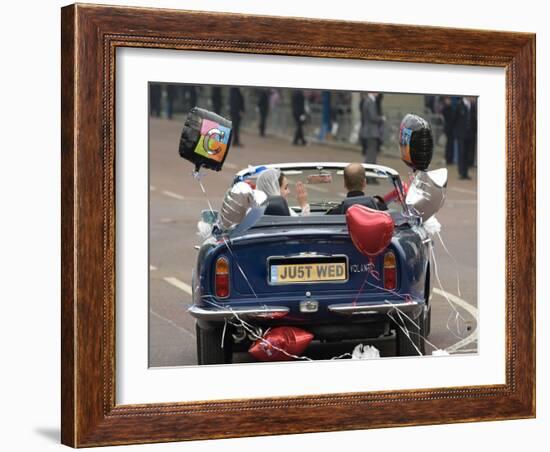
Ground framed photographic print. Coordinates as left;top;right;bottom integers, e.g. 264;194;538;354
61;3;535;447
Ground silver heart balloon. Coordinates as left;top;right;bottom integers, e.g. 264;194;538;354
219;182;266;230
406;168;448;221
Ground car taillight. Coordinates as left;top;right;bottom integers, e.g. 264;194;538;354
215;256;230;298
383;251;397;290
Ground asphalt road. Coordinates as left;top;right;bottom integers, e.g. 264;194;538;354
148;117;478;367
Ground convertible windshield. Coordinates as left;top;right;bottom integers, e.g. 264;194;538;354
242;166;402;214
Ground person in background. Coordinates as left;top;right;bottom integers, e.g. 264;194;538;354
269;88;282;131
211;86;222;114
320;91;332;140
454;96;477;180
270;88;281;108
425;95;436;113
256;168;310;216
185;86;197;111
291;89;307;146
466;96;478;169
375;93;384;153
149;83;161;117
359;93;368;158
229;87;245;147
166;84;177;120
442;96;456;165
359;92;385;183
257;88;269;137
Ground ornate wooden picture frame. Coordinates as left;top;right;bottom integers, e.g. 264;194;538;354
61;3;535;447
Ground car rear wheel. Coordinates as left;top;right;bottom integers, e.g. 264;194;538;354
196;322;233;365
424;303;432;338
395;312;426;357
424;269;432;337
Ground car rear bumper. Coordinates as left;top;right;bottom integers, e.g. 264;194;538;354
189;299;423;322
188;304;290;321
328;300;423;318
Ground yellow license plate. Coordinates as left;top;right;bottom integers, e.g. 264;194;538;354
270;262;347;284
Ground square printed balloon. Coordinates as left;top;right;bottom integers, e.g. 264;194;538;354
194;119;231;163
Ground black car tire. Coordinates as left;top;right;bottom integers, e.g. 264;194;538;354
395;312;426;357
196;322;233;365
424;303;432;338
424;269;432;337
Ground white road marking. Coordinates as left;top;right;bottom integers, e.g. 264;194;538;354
433;288;478;318
433;288;479;353
448;186;477;196
164;276;193;296
149;265;157;271
162;190;185;200
150;309;195;339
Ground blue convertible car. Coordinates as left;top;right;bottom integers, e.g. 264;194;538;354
189;163;433;364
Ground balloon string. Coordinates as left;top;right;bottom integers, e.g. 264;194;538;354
363;280;420;330
351;258;380;306
201;297;364;361
191;173;446;359
388;308;423;356
348;259;433;355
429;243;469;340
436;230;462;297
221;236;258;299
192;170;259;299
193;170;217;216
354;256;423;355
356;261;452;353
199;296;384;361
385;307;439;355
192;173;318;361
201;297;313;361
351;268;371;306
221;318;227;349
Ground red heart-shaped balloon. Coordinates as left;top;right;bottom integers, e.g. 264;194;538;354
346;204;394;258
248;327;314;361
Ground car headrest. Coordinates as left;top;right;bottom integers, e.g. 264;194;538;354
341;195;386;213
264;196;290;216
